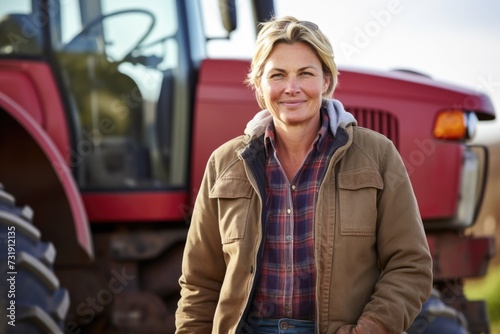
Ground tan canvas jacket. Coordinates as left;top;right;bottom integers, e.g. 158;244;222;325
176;99;433;334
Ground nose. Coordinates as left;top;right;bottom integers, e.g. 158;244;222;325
284;76;300;95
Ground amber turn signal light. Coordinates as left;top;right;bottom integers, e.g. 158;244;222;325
433;110;477;140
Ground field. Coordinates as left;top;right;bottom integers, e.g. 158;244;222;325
465;265;500;334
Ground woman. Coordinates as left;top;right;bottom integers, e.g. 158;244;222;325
175;16;432;333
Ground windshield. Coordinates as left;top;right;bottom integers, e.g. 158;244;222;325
0;1;43;56
48;0;189;190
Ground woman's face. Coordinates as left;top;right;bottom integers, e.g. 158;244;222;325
259;42;330;129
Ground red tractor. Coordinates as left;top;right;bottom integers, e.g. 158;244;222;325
0;0;496;333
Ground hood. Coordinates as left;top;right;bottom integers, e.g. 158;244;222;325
244;98;357;138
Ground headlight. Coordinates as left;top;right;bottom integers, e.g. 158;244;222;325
456;149;480;227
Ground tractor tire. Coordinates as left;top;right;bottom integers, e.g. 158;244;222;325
0;185;69;334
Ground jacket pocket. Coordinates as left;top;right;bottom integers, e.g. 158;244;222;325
210;178;254;243
338;168;383;236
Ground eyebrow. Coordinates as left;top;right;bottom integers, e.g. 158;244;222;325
269;66;319;73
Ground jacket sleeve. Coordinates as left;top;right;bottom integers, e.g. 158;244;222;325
175;154;226;333
357;139;433;333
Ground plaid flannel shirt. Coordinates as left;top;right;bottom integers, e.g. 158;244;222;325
251;109;336;320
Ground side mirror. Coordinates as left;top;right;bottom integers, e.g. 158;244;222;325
251;0;275;28
218;0;237;34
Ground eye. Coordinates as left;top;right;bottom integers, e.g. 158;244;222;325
300;71;314;77
270;73;284;79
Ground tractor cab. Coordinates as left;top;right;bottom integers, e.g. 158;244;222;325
1;0;194;191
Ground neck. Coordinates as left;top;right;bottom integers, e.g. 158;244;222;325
273;117;321;180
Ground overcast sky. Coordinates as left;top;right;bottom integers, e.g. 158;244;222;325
205;0;500;142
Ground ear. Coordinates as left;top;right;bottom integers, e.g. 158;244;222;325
255;84;263;97
323;74;331;94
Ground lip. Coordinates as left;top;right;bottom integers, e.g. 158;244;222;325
280;100;306;107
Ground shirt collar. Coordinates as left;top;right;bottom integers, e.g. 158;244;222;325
264;107;331;156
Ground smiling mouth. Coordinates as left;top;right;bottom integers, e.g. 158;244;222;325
281;100;305;106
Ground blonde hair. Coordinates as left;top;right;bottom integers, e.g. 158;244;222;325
246;16;338;109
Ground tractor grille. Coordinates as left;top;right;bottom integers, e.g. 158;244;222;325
346;107;399;149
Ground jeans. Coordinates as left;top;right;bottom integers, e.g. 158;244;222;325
241;318;316;333
406;289;468;334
